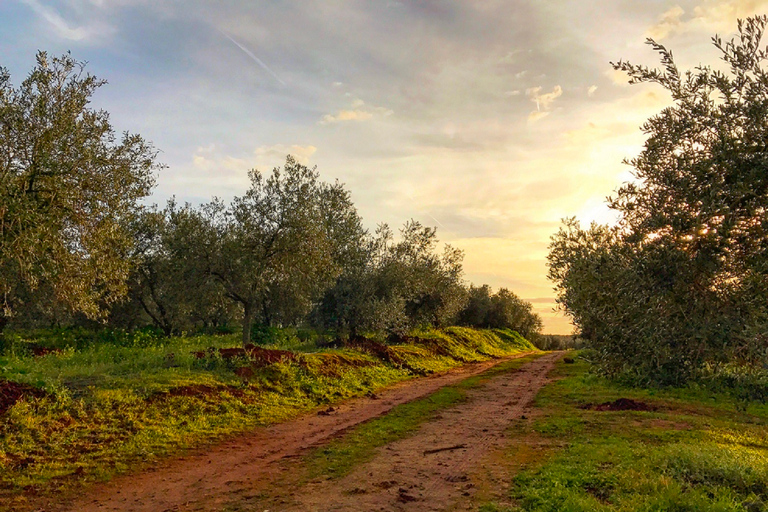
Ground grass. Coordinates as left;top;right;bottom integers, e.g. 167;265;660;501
481;354;768;512
0;327;536;507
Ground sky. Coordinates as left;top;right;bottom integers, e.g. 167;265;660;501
1;0;765;333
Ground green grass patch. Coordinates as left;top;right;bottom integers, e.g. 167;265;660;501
485;355;768;512
0;327;537;505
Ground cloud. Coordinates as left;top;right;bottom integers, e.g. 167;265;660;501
606;68;630;86
645;1;768;41
692;0;768;30
588;85;598;96
498;49;524;64
526;85;562;122
527;111;550;122
320;99;393;124
254;144;317;165
527;85;562;110
321;110;374;123
190;144;317;176
646;5;685;40
505;90;521;96
20;0;121;41
21;0;88;40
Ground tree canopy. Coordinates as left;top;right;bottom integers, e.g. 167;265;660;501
549;16;768;383
0;52;161;329
0;52;542;347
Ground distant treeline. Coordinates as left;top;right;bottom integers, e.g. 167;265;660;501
548;17;768;384
0;52;542;345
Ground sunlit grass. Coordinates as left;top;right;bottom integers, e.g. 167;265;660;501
482;355;768;512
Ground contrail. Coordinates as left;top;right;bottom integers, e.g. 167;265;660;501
219;29;286;86
425;212;446;230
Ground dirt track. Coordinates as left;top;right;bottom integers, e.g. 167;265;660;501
262;351;563;511
52;351;560;512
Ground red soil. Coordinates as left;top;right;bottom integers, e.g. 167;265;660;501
0;379;47;416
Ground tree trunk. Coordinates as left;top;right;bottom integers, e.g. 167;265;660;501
0;316;8;350
242;302;255;346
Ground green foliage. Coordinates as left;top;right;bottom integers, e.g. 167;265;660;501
696;363;768;409
0;52;161;327
548;17;768;384
180;156;366;345
531;334;584;351
120;201;236;335
459;284;543;338
313;220;468;339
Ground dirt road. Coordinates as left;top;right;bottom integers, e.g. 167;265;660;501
261;351;563;511
55;351;561;512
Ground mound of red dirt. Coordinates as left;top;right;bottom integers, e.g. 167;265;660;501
0;379;48;415
583;398;657;412
29;344;64;357
346;337;406;365
191;344;296;367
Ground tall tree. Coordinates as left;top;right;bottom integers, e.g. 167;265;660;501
0;52;160;332
125;201;233;336
194;156;360;345
549;16;768;383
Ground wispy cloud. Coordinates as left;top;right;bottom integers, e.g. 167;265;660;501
21;0;88;40
646;5;685;40
320;99;393;124
526;85;562;122
254;144;317;165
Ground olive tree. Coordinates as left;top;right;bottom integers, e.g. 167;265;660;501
0;52;160;332
192;157;362;345
314;220;467;340
124;201;234;335
549;16;768;383
458;283;542;337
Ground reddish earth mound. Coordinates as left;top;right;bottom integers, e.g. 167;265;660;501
408;336;464;359
29;344;64;357
0;379;48;415
346;337;433;376
191;344;296;367
303;353;376;377
346;337;406;365
583;398;657;412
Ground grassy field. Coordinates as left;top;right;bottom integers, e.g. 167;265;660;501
481;354;768;512
0;326;536;505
